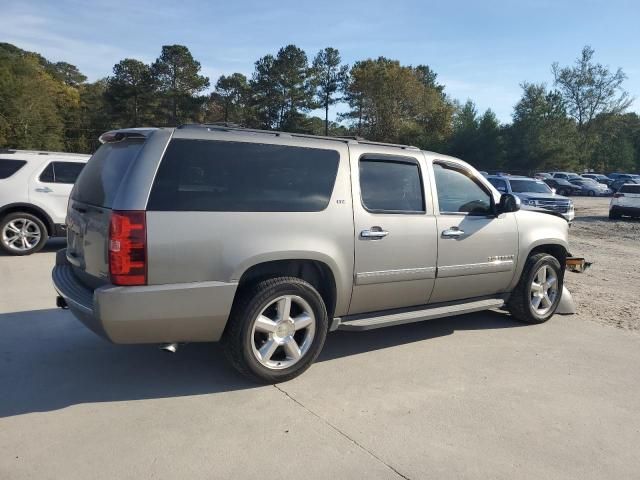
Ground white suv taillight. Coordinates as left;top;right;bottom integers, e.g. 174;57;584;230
109;211;147;286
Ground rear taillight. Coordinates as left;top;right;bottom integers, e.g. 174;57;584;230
613;193;625;198
109;211;146;286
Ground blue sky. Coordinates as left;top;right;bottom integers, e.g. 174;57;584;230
2;0;639;122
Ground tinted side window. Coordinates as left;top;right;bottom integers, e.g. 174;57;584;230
53;162;85;184
0;159;27;179
620;185;640;194
39;163;55;182
359;158;424;213
488;178;507;192
434;163;492;215
148;139;340;212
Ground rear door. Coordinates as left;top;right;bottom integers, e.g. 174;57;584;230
429;159;518;303
29;160;86;224
349;146;438;314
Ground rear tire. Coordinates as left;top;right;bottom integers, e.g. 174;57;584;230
588;190;595;197
0;212;49;256
222;276;328;383
609;209;621;220
507;253;563;324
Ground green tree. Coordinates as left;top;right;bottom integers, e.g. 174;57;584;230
106;59;155;127
151;45;209;125
552;46;632;165
213;73;250;124
507;83;579;172
311;47;348;135
342;57;453;147
48;61;87;86
250;45;314;131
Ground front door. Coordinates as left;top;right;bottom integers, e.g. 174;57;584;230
429;160;518;303
349;148;438;315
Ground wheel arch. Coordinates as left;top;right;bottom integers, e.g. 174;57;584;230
0;202;55;235
233;258;339;320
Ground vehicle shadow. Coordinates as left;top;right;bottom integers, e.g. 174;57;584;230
0;308;522;418
574;215;640;224
0;238;66;256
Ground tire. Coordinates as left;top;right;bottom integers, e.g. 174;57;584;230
609;209;621;220
587;190;595;197
222;276;328;383
0;212;49;256
507;253;563;324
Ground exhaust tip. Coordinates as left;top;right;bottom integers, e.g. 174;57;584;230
159;343;178;353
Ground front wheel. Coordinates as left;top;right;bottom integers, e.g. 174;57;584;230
507;253;563;324
222;277;328;383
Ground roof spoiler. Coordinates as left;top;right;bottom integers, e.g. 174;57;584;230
99;128;158;144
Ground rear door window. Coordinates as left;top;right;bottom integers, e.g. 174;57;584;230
39;161;85;184
147;139;340;212
0;159;27;179
72;139;145;208
359;158;425;213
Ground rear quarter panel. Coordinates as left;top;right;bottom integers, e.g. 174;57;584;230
145;134;355;317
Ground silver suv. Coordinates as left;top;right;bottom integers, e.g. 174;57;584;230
53;126;575;383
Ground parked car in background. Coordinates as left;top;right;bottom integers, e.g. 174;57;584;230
534;172;552;180
608;173;640;181
610;178;640;193
544;178;582;196
488;175;574;222
478;170;489;177
551;172;581;180
52;125;575;383
0;150;89;255
581;173;611;184
609;183;640;219
568;178;612;196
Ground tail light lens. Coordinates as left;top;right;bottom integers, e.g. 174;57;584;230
109;211;146;286
613;193;625;198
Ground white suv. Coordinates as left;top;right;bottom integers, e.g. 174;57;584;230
610;183;640;219
0;150;89;255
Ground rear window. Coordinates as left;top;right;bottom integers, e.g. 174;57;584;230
0;159;27;179
147;139;340;212
620;185;640;194
72;139;145;207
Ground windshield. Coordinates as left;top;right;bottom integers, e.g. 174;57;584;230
510;179;552;193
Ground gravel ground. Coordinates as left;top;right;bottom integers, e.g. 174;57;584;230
564;196;640;331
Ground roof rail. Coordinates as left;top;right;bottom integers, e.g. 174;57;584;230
177;124;420;150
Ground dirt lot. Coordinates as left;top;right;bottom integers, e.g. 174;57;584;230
565;196;640;331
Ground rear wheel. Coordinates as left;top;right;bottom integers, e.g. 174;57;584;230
609;208;621;220
0;212;48;256
222;277;328;383
508;253;563;324
587;190;596;197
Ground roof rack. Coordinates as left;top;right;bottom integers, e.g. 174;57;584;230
177;124;420;150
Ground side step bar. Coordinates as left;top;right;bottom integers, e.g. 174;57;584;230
332;297;506;332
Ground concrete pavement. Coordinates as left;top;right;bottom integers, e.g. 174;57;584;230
1;244;639;479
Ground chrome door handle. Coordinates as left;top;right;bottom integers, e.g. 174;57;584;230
35;187;53;193
441;228;465;238
360;228;389;239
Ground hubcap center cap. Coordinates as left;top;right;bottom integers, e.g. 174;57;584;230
275;321;294;339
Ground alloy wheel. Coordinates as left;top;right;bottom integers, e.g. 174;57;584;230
529;265;558;316
1;218;42;252
250;295;316;370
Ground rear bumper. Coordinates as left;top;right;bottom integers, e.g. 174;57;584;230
52;250;238;344
610;205;640;217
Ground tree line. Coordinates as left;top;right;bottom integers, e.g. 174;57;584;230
1;42;638;173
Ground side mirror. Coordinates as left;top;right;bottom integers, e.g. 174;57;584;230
497;193;520;214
